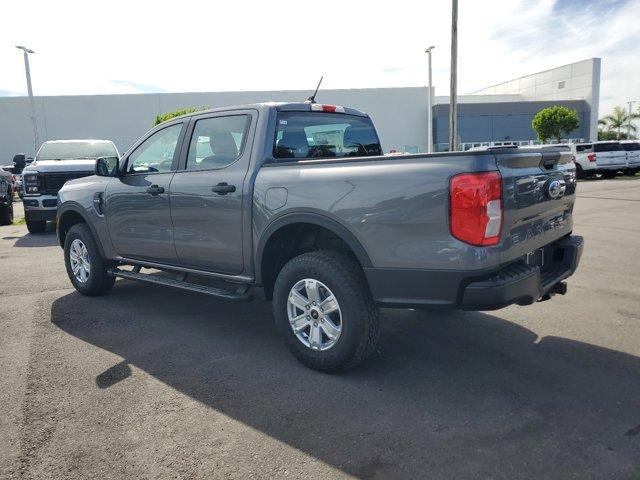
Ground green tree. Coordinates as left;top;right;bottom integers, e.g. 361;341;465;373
531;106;580;143
153;107;207;126
598;129;619;141
598;106;638;140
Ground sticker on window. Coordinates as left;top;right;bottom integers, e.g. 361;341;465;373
279;120;288;125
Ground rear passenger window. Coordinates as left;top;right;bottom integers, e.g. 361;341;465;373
594;142;623;152
622;143;640;151
186;115;250;170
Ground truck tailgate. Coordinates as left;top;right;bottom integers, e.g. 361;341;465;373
495;149;577;263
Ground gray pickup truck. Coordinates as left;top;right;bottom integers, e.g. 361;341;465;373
57;102;583;371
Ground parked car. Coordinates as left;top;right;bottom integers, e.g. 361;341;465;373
570;141;627;179
620;140;640;176
1;166;17;193
22;140;119;233
0;168;14;225
56;102;583;371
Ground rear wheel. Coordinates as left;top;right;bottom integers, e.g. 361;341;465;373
273;250;380;372
575;164;585;179
64;223;115;296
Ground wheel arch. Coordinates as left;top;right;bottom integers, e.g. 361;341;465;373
256;212;372;298
57;204;106;258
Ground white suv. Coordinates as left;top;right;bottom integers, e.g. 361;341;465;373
570;141;627;179
620;141;640;176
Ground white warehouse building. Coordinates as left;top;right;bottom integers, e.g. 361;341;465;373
0;58;600;160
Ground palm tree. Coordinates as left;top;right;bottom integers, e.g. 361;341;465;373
599;106;639;139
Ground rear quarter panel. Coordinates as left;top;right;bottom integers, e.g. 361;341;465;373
254;150;577;273
254;153;503;271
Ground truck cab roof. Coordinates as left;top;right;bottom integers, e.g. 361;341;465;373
170;102;370;121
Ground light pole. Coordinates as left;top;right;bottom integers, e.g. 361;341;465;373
449;0;458;151
16;46;39;154
628;100;637;139
425;46;435;153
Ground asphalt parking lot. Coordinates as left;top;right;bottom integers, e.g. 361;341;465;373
1;178;639;480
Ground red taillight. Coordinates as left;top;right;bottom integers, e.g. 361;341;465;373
587;153;596;162
450;171;503;246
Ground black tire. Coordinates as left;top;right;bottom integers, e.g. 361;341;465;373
26;218;46;233
273;250;380;372
623;170;636;176
601;171;617;179
575;164;584;180
64;223;115;296
0;202;12;226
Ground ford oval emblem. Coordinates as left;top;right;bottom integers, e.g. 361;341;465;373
547;179;566;199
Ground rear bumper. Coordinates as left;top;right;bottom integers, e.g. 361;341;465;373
365;235;583;310
594;164;627;172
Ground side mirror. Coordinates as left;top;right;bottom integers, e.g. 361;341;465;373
13;153;26;173
95;156;119;177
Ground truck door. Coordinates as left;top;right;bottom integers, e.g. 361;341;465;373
105;122;185;263
169;111;255;274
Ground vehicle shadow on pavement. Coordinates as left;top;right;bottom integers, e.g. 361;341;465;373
8;231;58;248
51;282;640;479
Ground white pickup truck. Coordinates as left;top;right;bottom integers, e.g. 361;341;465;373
22;139;119;233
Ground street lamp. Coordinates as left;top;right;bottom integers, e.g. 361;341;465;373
628;100;637;139
449;0;458;151
15;45;39;154
425;46;435;153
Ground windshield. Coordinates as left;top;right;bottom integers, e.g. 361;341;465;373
273;112;382;161
37;141;118;161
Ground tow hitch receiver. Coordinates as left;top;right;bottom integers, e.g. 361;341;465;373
538;281;568;302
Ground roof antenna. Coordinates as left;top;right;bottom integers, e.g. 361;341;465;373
306;76;323;104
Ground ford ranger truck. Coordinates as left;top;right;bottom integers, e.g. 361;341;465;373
56;102;583;372
22;139;119;233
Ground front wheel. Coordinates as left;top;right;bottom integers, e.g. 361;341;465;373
601;171;617;179
64;223;115;296
273;250;380;372
26;217;46;233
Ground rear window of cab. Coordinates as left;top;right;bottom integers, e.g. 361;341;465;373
273;112;382;161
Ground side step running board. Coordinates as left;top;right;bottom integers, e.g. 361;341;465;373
108;268;252;302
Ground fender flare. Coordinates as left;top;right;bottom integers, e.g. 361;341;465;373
255;211;372;284
57;203;107;258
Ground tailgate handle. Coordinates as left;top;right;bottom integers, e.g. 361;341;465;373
541;152;560;170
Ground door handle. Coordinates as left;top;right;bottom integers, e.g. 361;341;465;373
211;182;236;195
146;185;165;196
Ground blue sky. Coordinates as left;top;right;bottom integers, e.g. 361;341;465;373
1;0;638;116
